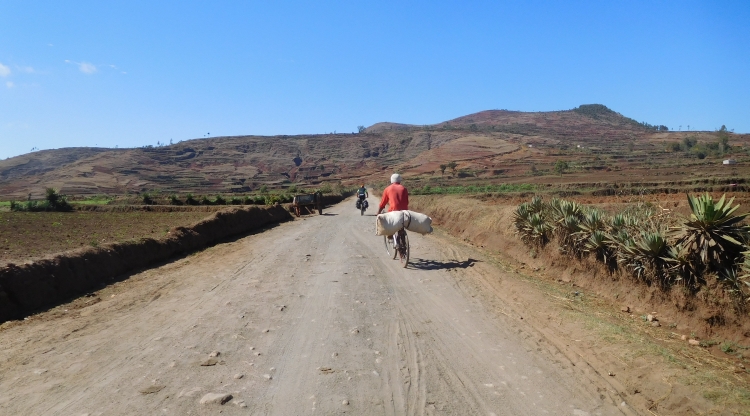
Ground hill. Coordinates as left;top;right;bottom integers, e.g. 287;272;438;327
0;105;747;199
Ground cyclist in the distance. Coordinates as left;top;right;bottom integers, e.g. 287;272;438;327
356;184;368;207
378;173;409;247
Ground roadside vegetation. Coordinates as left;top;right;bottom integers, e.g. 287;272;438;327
514;193;750;308
159;186;353;206
9;189;72;212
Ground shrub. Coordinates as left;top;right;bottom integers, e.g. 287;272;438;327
142;193;154;205
618;231;672;287
45;188;72;211
514;208;551;248
719;267;749;310
513;193;750;306
319;183;333;194
169;195;182;205
673;193;749;273
230;197;242;205
200;196;212;205
185;194;198;205
11;189;71;212
214;195;226;205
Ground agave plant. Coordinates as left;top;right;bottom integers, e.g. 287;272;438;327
549;199;582;221
618;231;672;286
554;215;582;255
582;229;617;265
719;267;750;309
664;243;699;287
514;203;551;247
544;199;583;254
610;213;627;231
580;209;606;233
673;193;750;272
513;203;531;229
528;195;544;215
527;213;552;247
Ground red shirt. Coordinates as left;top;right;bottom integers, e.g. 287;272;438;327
378;183;409;213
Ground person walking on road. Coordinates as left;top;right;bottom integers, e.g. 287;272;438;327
378;173;409;247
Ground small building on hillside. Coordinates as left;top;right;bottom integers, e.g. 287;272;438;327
723;159;737;165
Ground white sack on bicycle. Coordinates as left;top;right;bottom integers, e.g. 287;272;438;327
376;210;433;236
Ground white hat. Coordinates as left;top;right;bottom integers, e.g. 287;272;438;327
390;173;402;183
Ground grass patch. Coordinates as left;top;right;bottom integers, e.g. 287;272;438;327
71;198;113;206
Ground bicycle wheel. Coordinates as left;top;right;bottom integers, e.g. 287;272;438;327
399;232;409;267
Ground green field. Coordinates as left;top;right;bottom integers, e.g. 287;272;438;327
70;198;113;206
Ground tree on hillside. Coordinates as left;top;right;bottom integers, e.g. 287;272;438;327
554;160;569;176
682;136;697;151
439;164;447;176
447;161;458;177
718;125;730;155
357;126;366;133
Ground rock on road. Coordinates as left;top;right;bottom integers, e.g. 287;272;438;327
0;197;628;415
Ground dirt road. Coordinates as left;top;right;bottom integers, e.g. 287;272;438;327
0;198;630;415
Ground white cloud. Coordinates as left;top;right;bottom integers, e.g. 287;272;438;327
65;60;98;74
6;81;14;88
78;62;97;74
0;63;10;77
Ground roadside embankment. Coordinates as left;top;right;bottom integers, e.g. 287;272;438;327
409;194;750;341
0;205;293;323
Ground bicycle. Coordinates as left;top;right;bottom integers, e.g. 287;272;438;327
356;197;368;216
383;228;409;267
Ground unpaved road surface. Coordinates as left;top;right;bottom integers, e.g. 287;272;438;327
0;198;631;415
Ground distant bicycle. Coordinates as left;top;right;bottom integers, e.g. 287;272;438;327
356;197;368;216
383;228;409;267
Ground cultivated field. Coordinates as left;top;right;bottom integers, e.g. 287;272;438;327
0;210;215;266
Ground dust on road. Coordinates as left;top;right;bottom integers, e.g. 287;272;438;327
0;197;629;415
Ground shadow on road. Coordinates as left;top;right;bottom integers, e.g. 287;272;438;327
321;213;339;216
408;258;479;271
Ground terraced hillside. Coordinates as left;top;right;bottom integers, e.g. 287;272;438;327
1;104;748;198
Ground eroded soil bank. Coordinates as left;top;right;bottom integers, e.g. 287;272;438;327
409;194;750;342
409;193;750;412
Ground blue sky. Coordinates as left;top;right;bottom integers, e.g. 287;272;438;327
1;1;748;159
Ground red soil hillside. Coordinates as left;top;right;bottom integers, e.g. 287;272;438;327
1;105;748;199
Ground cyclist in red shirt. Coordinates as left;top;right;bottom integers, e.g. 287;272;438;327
378;173;409;213
378;173;409;248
